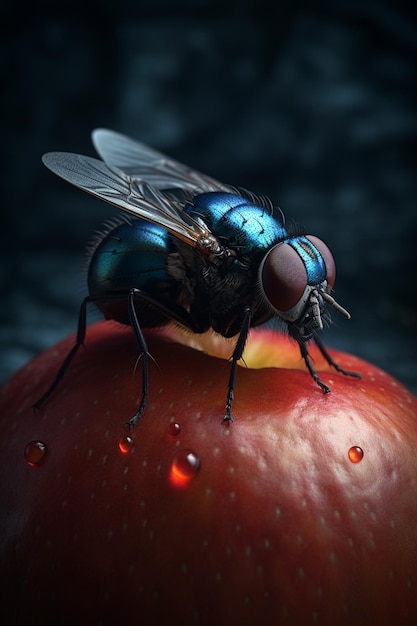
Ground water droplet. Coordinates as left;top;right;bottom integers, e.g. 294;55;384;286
24;441;47;466
168;422;181;436
119;435;134;454
170;449;201;487
348;446;364;463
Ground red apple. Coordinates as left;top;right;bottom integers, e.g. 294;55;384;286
1;321;417;625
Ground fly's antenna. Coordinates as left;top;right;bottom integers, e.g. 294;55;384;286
321;291;351;319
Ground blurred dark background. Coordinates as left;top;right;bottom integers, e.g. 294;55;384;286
1;1;416;393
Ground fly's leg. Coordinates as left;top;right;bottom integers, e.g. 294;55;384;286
33;293;131;412
298;340;331;394
224;307;252;423
34;288;205;427
126;289;149;430
298;334;362;394
313;333;362;380
33;296;91;411
126;288;207;429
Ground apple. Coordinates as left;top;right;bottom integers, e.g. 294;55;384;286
1;321;417;625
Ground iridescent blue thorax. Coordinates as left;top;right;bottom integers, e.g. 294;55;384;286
187;192;287;259
187;192;327;286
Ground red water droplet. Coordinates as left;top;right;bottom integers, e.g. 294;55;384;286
119;435;134;454
168;422;181;436
24;441;47;467
348;446;364;463
170;449;201;487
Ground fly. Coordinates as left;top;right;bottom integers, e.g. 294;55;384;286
35;129;360;428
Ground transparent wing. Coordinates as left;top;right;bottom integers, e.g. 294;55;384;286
92;128;231;193
42;152;220;253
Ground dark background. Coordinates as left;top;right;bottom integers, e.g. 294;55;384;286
2;1;416;393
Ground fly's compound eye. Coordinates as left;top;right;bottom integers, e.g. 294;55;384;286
261;243;308;313
260;236;337;320
305;235;336;291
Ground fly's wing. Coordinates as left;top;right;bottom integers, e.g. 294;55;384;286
92;128;231;194
42;152;220;253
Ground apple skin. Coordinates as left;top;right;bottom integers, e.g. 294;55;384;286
1;321;417;626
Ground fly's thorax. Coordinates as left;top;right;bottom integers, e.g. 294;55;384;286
188;191;287;259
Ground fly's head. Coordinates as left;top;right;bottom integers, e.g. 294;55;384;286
285;283;351;344
259;235;351;343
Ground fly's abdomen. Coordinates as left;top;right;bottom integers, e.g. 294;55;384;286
88;219;177;326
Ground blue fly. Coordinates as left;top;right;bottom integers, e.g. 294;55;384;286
35;129;360;427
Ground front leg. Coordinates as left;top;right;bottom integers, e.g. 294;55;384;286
297;333;361;394
313;333;362;380
298;340;331;394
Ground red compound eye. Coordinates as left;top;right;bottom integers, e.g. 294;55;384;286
261;237;337;313
261;243;307;312
306;235;336;290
